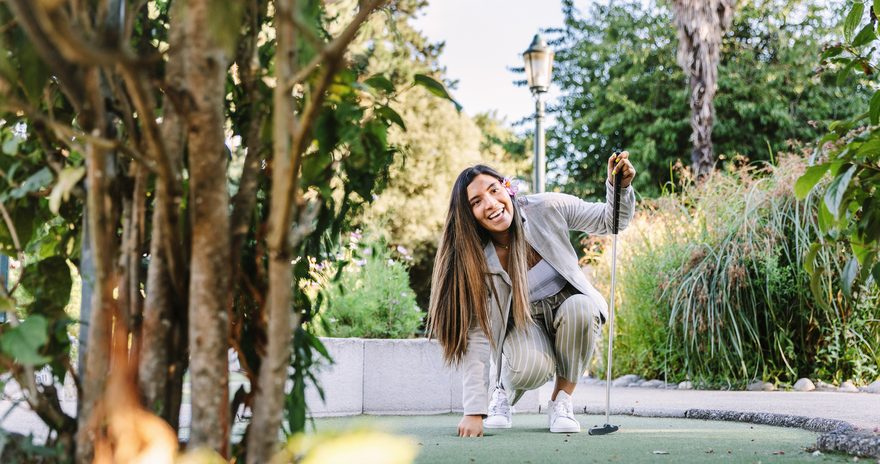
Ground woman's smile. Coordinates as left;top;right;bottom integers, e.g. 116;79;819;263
467;174;514;235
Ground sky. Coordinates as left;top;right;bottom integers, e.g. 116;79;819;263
412;0;572;127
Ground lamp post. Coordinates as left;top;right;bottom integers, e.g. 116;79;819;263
523;33;554;193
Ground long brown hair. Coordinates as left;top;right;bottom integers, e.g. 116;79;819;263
427;165;532;365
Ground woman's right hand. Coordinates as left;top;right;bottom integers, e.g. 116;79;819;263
458;415;484;437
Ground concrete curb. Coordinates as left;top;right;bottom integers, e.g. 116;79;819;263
576;404;879;458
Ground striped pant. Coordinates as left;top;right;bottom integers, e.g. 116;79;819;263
498;285;603;404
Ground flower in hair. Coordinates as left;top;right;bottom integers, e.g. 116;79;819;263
502;177;519;197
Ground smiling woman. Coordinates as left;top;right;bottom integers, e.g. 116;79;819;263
427;153;636;439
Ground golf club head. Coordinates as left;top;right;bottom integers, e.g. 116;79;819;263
588;424;619;435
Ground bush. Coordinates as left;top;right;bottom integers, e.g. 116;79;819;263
310;231;423;339
591;155;880;387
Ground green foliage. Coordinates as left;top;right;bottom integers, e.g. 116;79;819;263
0;314;50;365
351;4;529;307
0;0;461;455
548;0;865;199
595;156;879;386
796;0;880;295
310;230;422;339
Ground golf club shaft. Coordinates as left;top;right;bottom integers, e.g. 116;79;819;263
604;233;617;425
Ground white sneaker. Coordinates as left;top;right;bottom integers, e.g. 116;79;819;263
548;391;581;433
484;387;512;428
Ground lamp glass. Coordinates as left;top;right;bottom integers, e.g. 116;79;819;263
523;48;554;92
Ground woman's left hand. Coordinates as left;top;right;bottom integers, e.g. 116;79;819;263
606;151;636;188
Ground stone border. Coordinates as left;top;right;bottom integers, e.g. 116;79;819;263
577;403;879;458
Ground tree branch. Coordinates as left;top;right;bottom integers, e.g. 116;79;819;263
3;0;86;108
285;0;388;88
271;0;388;251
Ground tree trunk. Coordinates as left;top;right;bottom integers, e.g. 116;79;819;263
183;0;232;455
138;0;188;428
75;69;119;464
672;0;737;179
246;0;297;460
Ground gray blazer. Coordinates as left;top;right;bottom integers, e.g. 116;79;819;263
460;181;635;416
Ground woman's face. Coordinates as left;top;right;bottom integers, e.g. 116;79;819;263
466;174;513;236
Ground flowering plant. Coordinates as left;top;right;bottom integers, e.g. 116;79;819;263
502;177;518;197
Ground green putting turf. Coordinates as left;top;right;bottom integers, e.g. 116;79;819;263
312;414;854;463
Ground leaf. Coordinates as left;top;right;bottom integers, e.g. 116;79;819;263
844;2;865;43
0;295;14;314
2;137;20;156
841;257;859;296
821;45;844;60
851;237;870;265
20;256;73;314
817;200;834;234
837;59;857;86
824;164;858;218
364;75;395;94
873;261;880;287
794;163;830;199
856;136;880;157
10;167;53;199
875;0;880;18
414;74;462;112
0;315;51;366
376;105;406;131
852;23;877;47
871;90;880;125
804;242;822;275
49;167;85;214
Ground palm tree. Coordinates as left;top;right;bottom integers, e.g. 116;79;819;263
672;0;737;178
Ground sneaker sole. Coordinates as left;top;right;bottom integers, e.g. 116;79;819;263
484;422;513;429
550;424;581;433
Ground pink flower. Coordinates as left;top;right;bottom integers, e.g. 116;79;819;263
502;177;518;197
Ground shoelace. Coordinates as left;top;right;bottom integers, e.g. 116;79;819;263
553;397;573;418
488;389;510;416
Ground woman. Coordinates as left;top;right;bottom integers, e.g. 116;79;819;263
428;152;636;438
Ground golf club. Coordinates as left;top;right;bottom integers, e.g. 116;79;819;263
588;154;624;436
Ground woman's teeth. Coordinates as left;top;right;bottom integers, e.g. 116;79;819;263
489;206;504;220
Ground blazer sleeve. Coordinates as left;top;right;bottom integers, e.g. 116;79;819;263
460;321;491;416
554;181;635;234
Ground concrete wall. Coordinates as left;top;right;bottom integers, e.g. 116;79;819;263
306;337;541;417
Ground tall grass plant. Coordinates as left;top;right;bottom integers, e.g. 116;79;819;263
591;155;879;387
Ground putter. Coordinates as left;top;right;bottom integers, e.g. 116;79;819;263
588;156;624;436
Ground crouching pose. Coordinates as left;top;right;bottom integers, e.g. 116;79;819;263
427;152;636;437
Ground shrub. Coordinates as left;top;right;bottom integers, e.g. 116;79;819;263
591;155;880;387
310;231;423;339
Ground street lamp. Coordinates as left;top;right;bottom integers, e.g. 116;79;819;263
523;33;554;193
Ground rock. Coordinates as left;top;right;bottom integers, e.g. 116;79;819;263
642;379;667;388
815;380;837;392
678;381;693;390
747;381;775;391
792;378;815;392
838;380;859;393
612;374;640;387
863;380;880;393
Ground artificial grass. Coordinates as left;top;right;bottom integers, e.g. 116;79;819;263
311;414;853;463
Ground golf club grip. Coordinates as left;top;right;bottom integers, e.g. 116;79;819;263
612;169;623;234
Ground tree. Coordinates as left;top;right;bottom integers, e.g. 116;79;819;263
0;0;453;461
796;0;880;294
671;0;737;178
350;1;529;308
548;0;866;198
